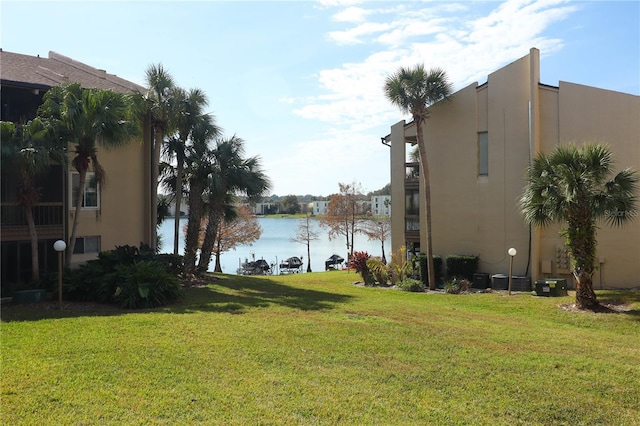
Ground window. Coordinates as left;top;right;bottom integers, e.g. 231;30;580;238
405;190;419;216
71;172;99;209
73;236;100;254
478;132;488;176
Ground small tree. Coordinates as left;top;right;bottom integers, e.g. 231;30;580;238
210;205;262;273
291;214;319;272
520;143;638;310
361;218;390;264
319;181;368;259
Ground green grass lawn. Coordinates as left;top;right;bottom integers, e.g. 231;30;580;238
2;271;639;425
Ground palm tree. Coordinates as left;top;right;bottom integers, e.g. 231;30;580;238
384;65;453;290
37;83;140;267
0;120;65;280
520;143;638;310
197;136;271;273
166;87;220;255
182;117;219;275
145;64;175;250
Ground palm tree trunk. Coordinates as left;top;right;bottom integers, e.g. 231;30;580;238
198;207;221;272
214;232;223;273
416;119;436;290
65;169;87;268
150;126;163;250
184;179;204;276
568;219;599;309
575;271;598;310
25;206;40;281
173;153;184;255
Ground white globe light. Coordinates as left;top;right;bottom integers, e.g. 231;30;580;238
508;247;517;256
54;240;67;252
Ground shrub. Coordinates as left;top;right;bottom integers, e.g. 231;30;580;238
445;255;479;281
98;244;141;269
366;258;389;286
62;243;183;308
388;246;413;285
63;260;116;302
417;254;443;287
444;278;472;294
349;251;374;285
397;278;425;292
155;253;185;276
114;261;182;309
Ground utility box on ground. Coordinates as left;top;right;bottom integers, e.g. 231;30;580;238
535;279;568;297
511;276;532;292
491;274;508;290
473;273;490;289
12;289;48;304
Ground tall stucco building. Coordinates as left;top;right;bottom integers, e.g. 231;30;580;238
385;48;639;289
1;50;154;289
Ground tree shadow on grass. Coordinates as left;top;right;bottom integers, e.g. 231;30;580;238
1;273;354;322
165;273;354;315
560;290;640;320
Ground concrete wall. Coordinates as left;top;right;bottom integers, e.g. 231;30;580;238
68;136;151;265
536;82;640;288
388;48;639;288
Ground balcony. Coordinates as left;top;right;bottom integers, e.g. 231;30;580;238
404;216;420;241
1;202;64;241
405;162;419;189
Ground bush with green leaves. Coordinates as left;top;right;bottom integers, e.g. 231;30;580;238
63;260;117;302
444;278;472;294
445;255;478;281
417;254;443;287
114;261;182;309
366;258;389;286
396;278;425;292
388;246;414;285
62;244;183;308
155;253;184;275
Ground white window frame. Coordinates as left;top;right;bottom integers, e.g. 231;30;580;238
73;236;101;254
70;172;100;209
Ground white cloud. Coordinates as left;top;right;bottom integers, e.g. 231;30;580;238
316;0;364;8
327;22;391;45
276;0;580;194
333;6;370;23
297;0;577;129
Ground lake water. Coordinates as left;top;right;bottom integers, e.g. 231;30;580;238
158;217;389;274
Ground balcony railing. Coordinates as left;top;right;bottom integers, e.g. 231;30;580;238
1;202;64;227
405;217;420;232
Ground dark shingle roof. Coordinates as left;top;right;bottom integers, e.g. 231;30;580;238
0;50;145;94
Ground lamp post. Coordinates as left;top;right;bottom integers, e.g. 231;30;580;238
508;247;517;296
53;240;66;307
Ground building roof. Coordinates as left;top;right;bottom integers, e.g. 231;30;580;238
0;49;145;94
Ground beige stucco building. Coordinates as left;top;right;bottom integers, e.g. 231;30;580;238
386;48;639;289
1;50;153;287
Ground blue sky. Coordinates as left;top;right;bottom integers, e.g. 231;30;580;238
2;0;638;197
